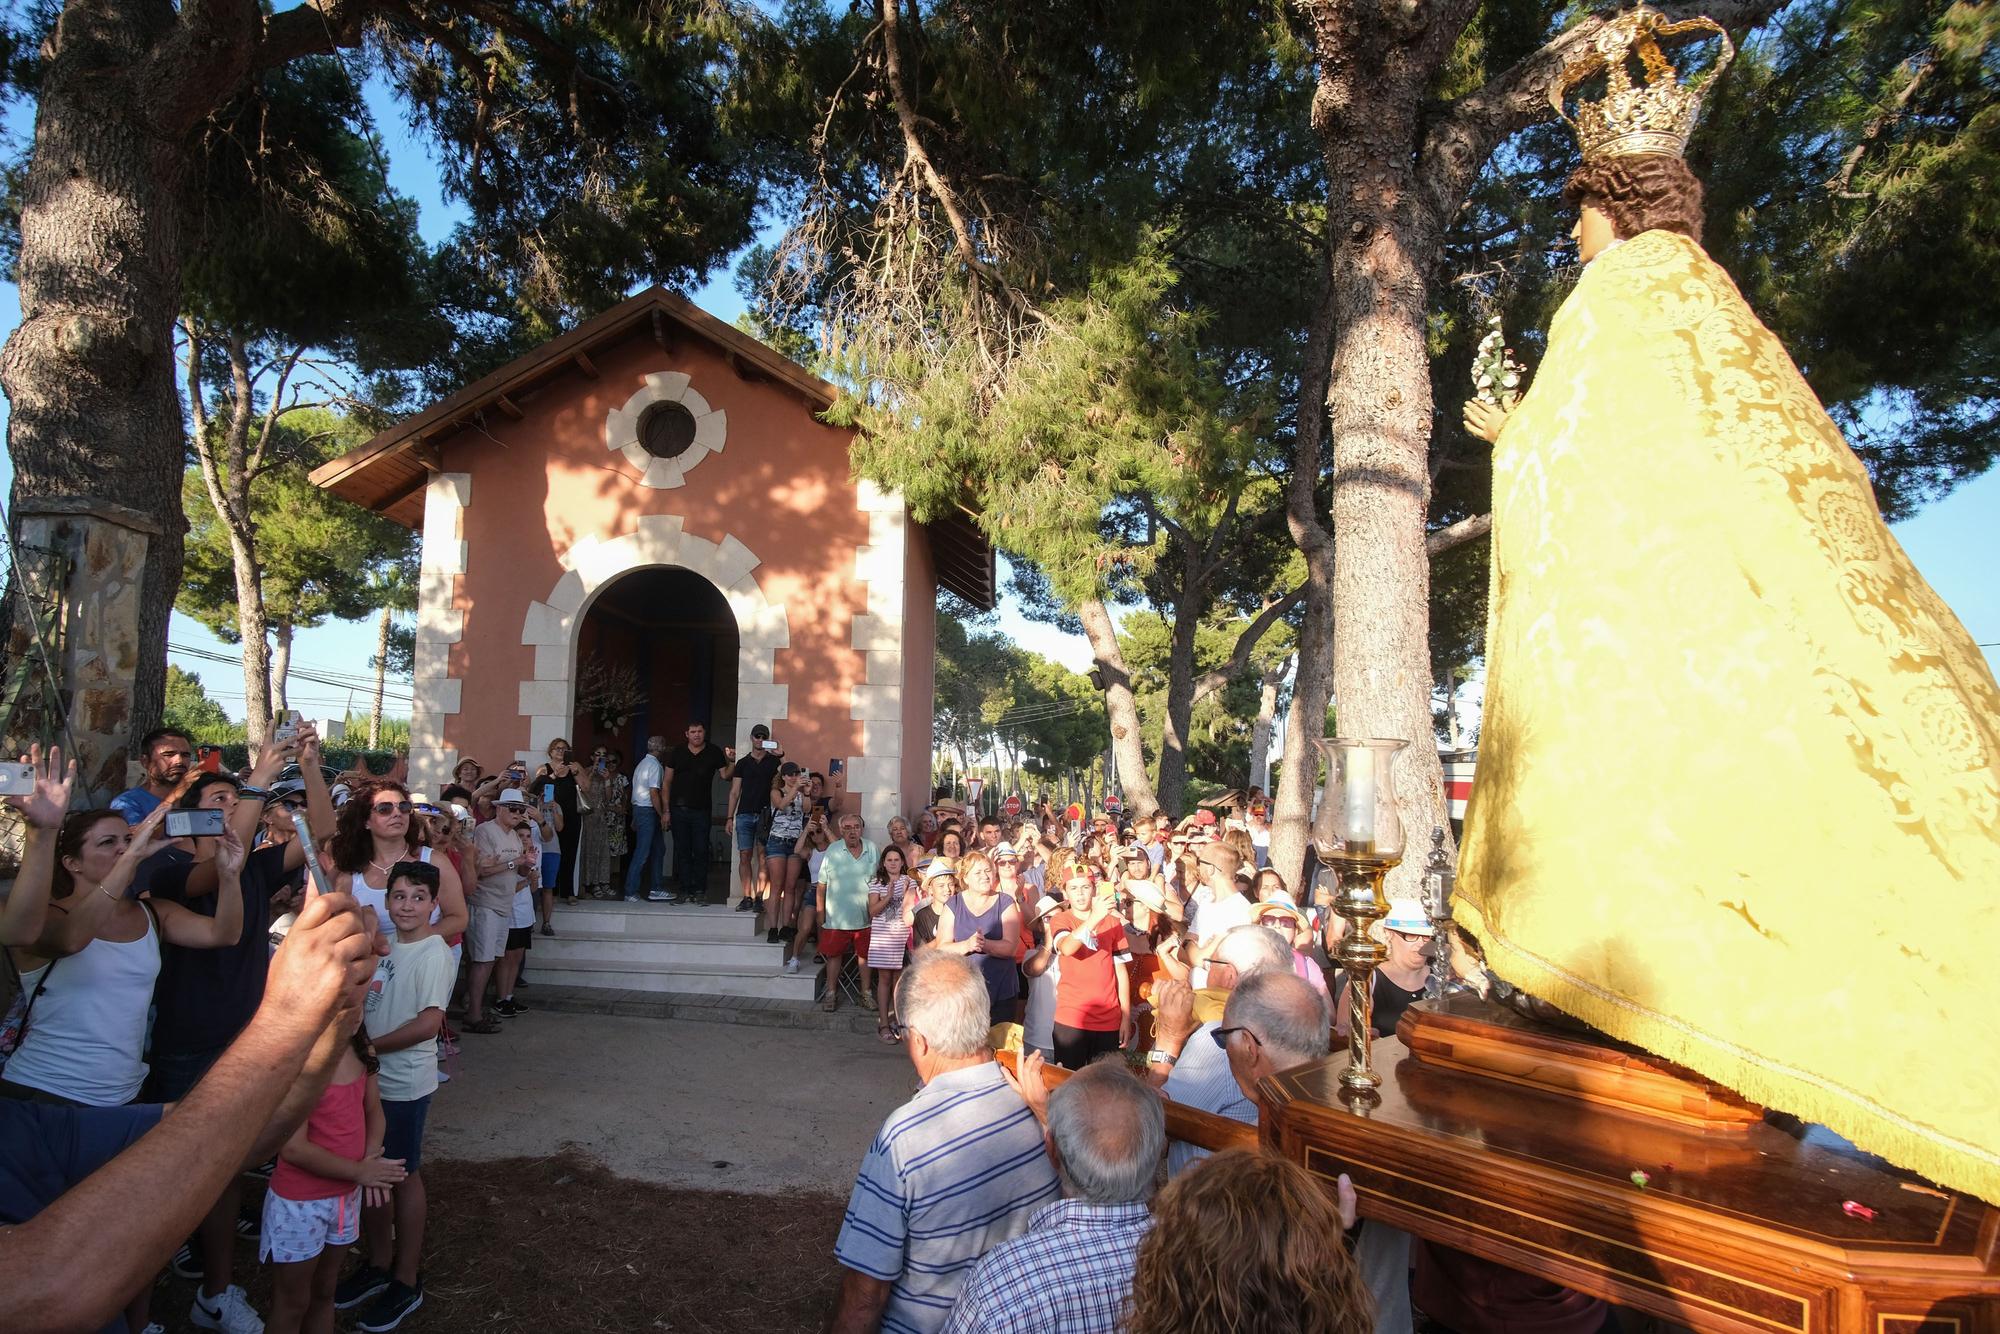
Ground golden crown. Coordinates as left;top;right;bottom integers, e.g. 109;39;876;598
1550;7;1735;161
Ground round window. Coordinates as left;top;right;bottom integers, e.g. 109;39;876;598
638;402;697;460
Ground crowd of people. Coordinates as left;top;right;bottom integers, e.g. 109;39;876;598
0;714;1445;1334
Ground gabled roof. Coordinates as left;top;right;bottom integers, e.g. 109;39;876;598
309;286;839;529
310;286;997;609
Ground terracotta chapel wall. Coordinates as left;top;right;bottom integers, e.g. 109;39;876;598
413;327;889;813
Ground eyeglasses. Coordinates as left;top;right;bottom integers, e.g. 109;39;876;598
371;800;413;816
1210;1025;1263;1051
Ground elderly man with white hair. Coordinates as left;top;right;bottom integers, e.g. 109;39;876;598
1152;922;1296;1175
945;1061;1165;1333
1214;968;1413;1334
830;951;1059;1334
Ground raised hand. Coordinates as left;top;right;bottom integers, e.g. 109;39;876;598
4;744;74;829
214;825;247;879
1153;977;1196;1048
1000;1049;1052;1126
263;890;384;1046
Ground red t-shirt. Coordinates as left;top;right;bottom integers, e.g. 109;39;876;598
1051;910;1130;1031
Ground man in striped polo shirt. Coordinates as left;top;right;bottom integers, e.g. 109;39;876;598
830;952;1059;1333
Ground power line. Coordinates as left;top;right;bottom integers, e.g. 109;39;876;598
169;642;413;704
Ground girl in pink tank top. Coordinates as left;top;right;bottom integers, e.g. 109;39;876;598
262;1031;407;1332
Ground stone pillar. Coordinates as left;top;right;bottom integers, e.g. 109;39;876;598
4;499;160;806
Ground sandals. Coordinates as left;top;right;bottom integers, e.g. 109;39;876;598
464;1017;503;1034
878;1024;897;1044
859;990;878;1012
822;994;839;1013
540;923;555;937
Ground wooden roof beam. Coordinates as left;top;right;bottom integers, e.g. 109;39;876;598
574;350;599;379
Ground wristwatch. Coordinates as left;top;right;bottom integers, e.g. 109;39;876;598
1145;1050;1177;1069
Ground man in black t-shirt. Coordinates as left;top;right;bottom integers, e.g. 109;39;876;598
663;722;733;905
727;723;784;912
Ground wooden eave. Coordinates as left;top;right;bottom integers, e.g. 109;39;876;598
308;287;840;529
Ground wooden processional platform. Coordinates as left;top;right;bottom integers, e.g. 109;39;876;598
1259;996;2000;1334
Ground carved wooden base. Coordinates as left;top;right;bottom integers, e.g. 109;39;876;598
1397;993;1764;1132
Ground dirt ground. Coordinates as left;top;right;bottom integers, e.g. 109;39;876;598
148;1011;907;1331
154;1151;848;1333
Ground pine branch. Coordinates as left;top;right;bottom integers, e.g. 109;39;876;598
1190;585;1306;705
1425;512;1492;557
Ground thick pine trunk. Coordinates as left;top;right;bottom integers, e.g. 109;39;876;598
0;3;199;778
270;621;294;714
223;521;274;748
369;605;391;749
1313;33;1453;897
1077;596;1159;817
1154;599;1204;816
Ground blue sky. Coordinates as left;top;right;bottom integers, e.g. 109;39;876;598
1;83;1993;733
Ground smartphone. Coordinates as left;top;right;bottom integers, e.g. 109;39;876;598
0;761;35;795
762;740;780;752
273;710;301;744
829;758;845;777
542;783;556;803
165;808;227;838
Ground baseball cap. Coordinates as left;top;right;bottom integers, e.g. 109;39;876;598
1193;809;1218;827
779;761;802;776
263;779;306;805
1383;899;1436;936
496;788;528;807
751;724;771;740
1122;844;1150;863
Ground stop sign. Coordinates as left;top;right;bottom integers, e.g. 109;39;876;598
1003;794;1022;816
1105;794;1124;813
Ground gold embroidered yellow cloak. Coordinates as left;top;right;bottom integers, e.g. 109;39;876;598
1456;229;2000;1205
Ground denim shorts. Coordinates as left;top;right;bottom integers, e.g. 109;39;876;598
764;836;798;858
382;1093;432;1175
735;812;763;851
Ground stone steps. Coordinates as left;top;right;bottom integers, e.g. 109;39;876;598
533;900;818;1001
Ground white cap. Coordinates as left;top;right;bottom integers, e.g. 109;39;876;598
330;783;352;808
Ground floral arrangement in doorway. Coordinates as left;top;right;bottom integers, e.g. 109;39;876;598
577;655;647;731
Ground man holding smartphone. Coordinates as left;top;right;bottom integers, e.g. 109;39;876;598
726;724;783;914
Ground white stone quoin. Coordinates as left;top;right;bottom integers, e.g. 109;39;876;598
847;479;909;831
409;473;472;795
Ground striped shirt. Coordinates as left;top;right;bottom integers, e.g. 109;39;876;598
836;1061;1061;1333
942;1198;1152;1333
1160;1020;1256;1178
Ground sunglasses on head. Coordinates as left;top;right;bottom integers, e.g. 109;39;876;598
372;800;413;816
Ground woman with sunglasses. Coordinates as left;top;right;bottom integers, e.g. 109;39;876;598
1332;898;1434;1039
326;781;468;944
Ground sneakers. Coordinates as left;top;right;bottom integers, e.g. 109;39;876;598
735;896;757;912
646;890;669;902
355;1277;425;1332
495;998;528;1017
190;1283;265;1333
437;1067;452;1084
766;927;780;944
334;1263;393;1311
170;1241;204;1280
784;957;801;974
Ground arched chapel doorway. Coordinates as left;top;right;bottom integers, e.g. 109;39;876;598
569;566;739;779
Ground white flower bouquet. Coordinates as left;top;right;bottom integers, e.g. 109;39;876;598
1472;314;1526;410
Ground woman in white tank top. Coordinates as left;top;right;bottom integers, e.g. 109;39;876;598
2;794;250;1106
323;780;468;941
